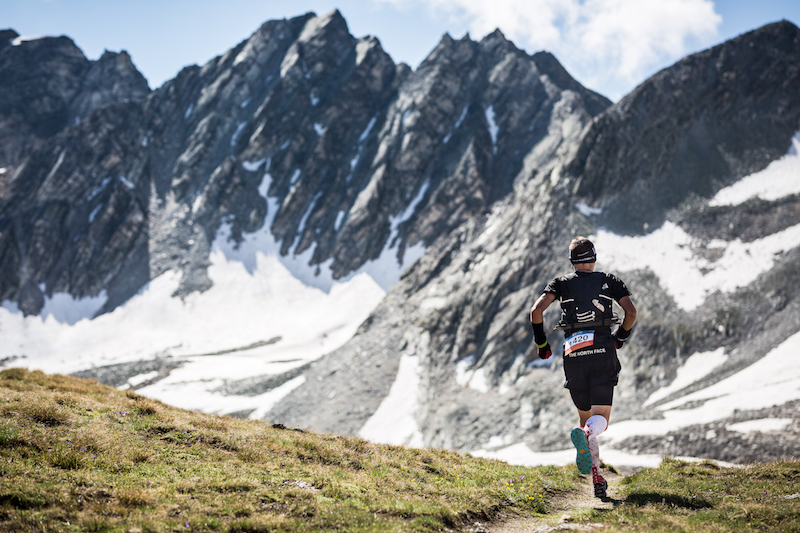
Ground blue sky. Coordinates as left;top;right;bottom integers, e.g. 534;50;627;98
4;0;800;101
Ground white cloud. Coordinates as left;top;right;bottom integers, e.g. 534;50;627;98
377;0;721;100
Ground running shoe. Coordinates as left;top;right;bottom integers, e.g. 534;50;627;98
570;427;592;475
594;478;608;499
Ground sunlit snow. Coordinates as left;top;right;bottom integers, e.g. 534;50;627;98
726;418;792;434
710;132;800;206
643;347;727;407
593;221;800;311
485;105;499;154
605;330;800;444
359;354;424;447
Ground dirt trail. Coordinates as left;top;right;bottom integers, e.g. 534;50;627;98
479;471;624;533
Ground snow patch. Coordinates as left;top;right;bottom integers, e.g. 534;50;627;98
240;98;251;109
352;180;429;291
471;442;739;470
11;35;47;46
242;159;266;172
184;103;194;119
575;202;602;216
88;204;103;223
345;116;378;182
313;123;325;136
605;330;800;444
231;121;247;147
710;131;800;206
119;176;135;190
726;418;792;434
455;356;490;393
402;109;413;127
334;210;346;231
443;106;469;144
87;177;112;201
359;116;377;143
39;290;108;326
1;244;384;418
359;354;424;447
644;347;727;407
593;221;800;311
310;93;320;106
294;192;322;252
126;371;159;388
485;105;499;154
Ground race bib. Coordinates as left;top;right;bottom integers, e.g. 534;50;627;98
564;330;594;355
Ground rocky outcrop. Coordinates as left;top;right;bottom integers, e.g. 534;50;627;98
271;21;800;460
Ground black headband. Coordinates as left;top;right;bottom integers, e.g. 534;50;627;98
570;245;596;264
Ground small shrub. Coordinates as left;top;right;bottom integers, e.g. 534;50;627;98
0;419;19;445
129;449;152;464
0;367;28;380
49;447;87;470
81;516;113;532
116;487;153;507
23;398;69;426
133;399;160;416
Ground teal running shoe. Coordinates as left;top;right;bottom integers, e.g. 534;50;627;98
570;427;592;475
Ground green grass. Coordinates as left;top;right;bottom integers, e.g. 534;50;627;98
591;458;800;532
3;369;798;532
0;368;578;532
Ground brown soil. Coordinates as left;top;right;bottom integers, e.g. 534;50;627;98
473;470;623;533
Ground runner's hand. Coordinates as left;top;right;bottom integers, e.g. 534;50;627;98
613;326;631;349
537;342;552;359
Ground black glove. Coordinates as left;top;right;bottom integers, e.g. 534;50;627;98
613;326;632;349
537;342;552;359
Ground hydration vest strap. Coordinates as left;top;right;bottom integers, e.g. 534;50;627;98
553;316;621;332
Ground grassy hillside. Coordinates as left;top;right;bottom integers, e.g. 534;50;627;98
596;458;800;532
1;368;798;532
0;368;576;532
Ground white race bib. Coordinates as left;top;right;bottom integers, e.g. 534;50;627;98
564;330;594;355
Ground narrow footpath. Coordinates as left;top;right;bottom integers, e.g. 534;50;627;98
477;471;623;533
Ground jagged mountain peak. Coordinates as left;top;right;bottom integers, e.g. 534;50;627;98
565;17;800;235
0;29;19;51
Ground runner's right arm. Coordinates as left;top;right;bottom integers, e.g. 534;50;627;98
530;293;556;359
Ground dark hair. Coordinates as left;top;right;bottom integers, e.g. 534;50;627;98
569;236;596;264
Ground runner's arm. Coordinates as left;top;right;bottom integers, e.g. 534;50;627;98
530;292;556;324
618;296;637;331
530;292;557;359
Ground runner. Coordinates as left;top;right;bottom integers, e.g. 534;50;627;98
529;236;637;498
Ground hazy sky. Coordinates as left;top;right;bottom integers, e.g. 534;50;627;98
4;0;800;101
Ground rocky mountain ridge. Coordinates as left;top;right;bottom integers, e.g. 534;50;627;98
270;20;800;463
0;10;608;315
2;14;799;466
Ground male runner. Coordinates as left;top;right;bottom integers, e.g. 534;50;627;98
529;236;637;498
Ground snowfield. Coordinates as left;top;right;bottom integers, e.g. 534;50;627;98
2;132;799;469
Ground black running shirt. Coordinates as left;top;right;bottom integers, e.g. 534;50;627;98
543;271;631;303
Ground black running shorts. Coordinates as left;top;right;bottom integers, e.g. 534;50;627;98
563;353;621;411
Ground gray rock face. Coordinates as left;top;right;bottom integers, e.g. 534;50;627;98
0;11;609;316
270;21;800;462
3;14;800;465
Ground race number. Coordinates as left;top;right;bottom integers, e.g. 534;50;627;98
564;330;594;355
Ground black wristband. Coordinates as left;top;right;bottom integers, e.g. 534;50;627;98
615;325;632;340
531;321;547;346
